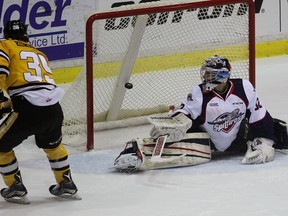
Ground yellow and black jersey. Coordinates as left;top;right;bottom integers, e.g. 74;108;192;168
0;39;63;106
0;39;55;89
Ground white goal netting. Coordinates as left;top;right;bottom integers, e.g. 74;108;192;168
60;0;255;149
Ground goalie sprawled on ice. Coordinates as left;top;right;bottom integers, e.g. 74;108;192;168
114;56;288;172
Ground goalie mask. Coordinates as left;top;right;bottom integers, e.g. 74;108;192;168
200;56;231;92
4;20;29;42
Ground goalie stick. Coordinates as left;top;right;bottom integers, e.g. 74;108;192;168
150;135;168;162
150;135;186;163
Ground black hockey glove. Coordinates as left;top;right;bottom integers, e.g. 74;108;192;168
0;90;4;102
0;97;12;119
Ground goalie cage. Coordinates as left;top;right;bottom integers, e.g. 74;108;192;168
60;0;255;150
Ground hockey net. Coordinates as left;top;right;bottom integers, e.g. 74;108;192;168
61;0;255;150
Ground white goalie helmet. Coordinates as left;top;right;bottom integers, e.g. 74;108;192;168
200;55;231;91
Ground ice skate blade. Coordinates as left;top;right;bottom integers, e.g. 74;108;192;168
4;195;30;204
52;192;82;200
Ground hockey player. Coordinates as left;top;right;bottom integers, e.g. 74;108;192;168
0;20;80;204
114;55;288;172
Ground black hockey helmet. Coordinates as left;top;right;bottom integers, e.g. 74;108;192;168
3;20;29;42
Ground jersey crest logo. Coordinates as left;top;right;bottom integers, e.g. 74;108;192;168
208;108;244;133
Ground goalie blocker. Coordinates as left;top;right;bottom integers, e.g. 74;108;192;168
114;132;211;172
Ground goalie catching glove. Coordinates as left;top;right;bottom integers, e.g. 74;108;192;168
148;113;192;142
241;137;275;164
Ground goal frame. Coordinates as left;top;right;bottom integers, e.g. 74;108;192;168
85;0;255;150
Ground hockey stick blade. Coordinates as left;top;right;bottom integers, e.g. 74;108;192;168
4;195;30;204
150;154;186;163
151;135;168;162
276;149;288;154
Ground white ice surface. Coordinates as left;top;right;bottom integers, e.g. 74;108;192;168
1;55;288;216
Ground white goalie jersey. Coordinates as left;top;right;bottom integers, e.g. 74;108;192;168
176;79;273;151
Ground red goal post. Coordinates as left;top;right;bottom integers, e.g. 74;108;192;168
62;0;255;150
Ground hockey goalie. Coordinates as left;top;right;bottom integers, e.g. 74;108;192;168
114;56;288;172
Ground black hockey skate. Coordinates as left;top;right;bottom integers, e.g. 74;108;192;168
0;171;30;204
49;170;81;200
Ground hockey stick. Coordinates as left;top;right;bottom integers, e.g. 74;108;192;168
150;135;187;163
150;135;168;162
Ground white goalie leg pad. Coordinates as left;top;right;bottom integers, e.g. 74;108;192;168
241;138;275;164
114;133;211;172
139;132;211;170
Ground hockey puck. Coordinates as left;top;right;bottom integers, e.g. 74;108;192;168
125;83;133;89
